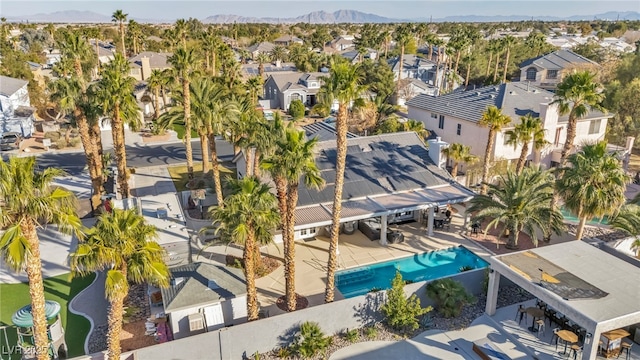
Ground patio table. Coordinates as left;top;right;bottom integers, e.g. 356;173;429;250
557;330;578;356
600;329;631;358
526;307;545;332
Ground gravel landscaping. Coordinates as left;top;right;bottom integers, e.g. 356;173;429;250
259;284;534;359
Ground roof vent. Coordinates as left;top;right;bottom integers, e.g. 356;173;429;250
494;86;500;91
490;94;496;99
532;89;539;93
476;92;481;96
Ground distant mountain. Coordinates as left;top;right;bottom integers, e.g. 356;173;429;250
202;10;397;24
5;9;639;24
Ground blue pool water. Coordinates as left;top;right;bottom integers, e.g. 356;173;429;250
336;246;489;298
560;206;609;225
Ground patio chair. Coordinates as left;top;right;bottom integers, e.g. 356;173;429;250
550;328;560;349
535;319;545;338
443;217;452;231
619;341;632;360
515;305;527;325
570;344;582;360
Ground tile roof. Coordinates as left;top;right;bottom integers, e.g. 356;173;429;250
274;35;303;43
161;262;246;313
388;54;437;73
406;82;609;125
247;42;276;54
297;132;454;207
128;52;172;69
302;122;358;142
520;50;599;70
0;75;28;97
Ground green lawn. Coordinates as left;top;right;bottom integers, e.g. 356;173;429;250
172;123;198;140
0;272;96;359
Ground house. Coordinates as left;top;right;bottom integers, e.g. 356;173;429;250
273;35;304;46
263;71;325;111
159;262;247;340
396;78;439;106
518;50;599;91
387;54;446;88
406;82;615;178
301;122;359;142
43;48;62;68
241;61;297;80
339;48;377;64
89;40;116;65
0;75;34;138
235;132;476;243
327;35;355;52
247;42;276;59
128;51;172;81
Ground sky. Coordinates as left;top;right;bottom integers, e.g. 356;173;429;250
1;0;639;20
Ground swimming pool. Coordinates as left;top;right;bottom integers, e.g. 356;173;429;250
336;246;489;298
560;206;609;225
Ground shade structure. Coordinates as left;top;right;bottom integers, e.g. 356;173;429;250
11;300;61;328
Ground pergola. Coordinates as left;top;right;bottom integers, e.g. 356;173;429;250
485;241;640;360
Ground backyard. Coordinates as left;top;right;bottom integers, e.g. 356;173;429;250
0;272;96;359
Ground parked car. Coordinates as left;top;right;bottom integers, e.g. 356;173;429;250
0;132;23;151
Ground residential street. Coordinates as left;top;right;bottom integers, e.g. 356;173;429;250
34;139;235;175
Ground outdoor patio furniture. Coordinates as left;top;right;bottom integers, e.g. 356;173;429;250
601;329;631;358
471;222;481;236
526;307;545;332
551;328;561;349
515;304;527;325
619;340;632;360
569;344;582;360
557;330;578;356
535;319;546;338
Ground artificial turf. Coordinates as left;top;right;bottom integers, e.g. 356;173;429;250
0;272;96;359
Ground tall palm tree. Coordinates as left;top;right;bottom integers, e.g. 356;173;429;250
0;157;83;360
504;113;548;174
609;204;640;258
556;142;630;241
319;62;366;303
200;29;221;75
111;9;128;56
501;35;516;83
262;129;324;312
246;76;263;105
146;69;165;120
209;177;279;321
492;40;503;83
432;38;445;91
393;23;413;98
468;166;564;249
478;105;512;194
70;209;170;360
93;53;140;199
168;47;201;180
552;71;604;168
270;45;287;63
442;143;478;178
174;18;188;48
255;52;271;78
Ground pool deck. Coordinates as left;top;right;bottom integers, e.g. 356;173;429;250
193;208;495;316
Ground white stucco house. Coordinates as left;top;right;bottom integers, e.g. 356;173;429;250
406;82;617;180
0;75;34;137
518;50;599;91
160;262;247;340
263;71;325;111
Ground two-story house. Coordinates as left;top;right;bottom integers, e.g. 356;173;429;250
388;54;446;87
0;75;34;137
128;52;172;81
263;71;324;111
406;82;614;178
327;35;355;52
273;35;304;47
518;50;599;91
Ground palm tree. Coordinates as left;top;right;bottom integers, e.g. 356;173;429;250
478;105;512;194
468;166;564;249
442;143;478;178
403;119;429;141
209;177;279;321
556;142;630;241
432;38;445;91
255;52;271;78
270;45;287;63
504;114;548;174
501;35;516;83
485;39;499;77
319;62;366;303
146;69;165;120
206;86;236;208
93;53;140;199
70;209;170;360
552;71;604;168
262;129;324;312
111;9;128;56
492;40;503;83
0;157;83;360
200;30;221;75
393;24;413;98
246;76;263;105
168;47;201;180
174;19;188;48
610;204;640;258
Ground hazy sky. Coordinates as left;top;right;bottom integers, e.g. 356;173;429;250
1;0;639;20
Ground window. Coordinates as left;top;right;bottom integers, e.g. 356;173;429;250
431;113;438;119
456;124;462;135
554;127;562;146
526;67;537;81
547;70;558;79
503;133;512;145
291;93;300;101
588;119;601;135
301;229;308;236
438;115;445;129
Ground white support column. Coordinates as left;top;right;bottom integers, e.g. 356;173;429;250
380;215;388;245
427;207;435;236
485;269;500;316
581;327;601;360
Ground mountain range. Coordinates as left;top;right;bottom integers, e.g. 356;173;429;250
5;9;640;24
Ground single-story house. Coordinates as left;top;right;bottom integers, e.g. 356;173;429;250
161;262;247;340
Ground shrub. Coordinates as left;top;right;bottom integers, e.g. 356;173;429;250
44;131;61;141
288;99;305;120
381;272;431;333
291;321;332;359
54;138;67;149
426;278;476;318
364;326;377;339
275;347;291;359
69;137;81;147
343;328;359;343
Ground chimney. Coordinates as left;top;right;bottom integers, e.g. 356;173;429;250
274;60;281;68
141;56;151;81
427;136;449;170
